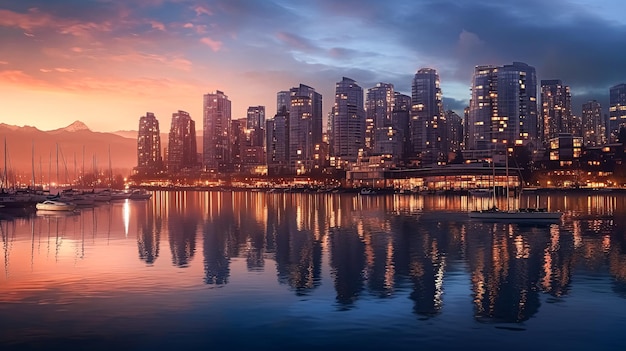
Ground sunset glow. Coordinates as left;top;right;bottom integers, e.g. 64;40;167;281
2;1;625;132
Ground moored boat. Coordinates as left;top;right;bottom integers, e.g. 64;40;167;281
36;200;77;211
129;189;152;200
469;206;561;221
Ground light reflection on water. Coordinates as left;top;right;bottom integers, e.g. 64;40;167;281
1;190;626;350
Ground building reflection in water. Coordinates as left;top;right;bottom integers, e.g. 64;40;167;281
272;194;322;295
167;191;200;268
136;199;161;265
202;192;232;285
122;191;626;320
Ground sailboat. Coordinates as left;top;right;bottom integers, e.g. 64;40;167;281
468;147;561;221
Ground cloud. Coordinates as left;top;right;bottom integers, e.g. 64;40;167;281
0;61;8;65
194;5;213;16
55;67;75;73
457;30;484;55
276;32;318;52
149;20;165;31
200;37;223;51
0;7;112;38
40;67;75;73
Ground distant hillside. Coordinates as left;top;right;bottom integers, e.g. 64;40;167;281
0;122;137;179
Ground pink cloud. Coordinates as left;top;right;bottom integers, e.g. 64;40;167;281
0;61;8;65
0;8;112;38
183;23;194;29
55;67;75;73
149;20;165;31
194;6;213;16
0;8;55;31
0;70;45;85
201;37;222;52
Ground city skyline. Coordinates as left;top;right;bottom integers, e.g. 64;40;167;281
1;0;626;133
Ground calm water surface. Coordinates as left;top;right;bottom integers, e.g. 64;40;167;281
1;191;626;350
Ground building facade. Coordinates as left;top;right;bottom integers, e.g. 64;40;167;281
410;68;446;165
366;83;395;154
136;112;162;175
203;90;231;172
609;83;626;142
541;79;572;142
393;92;412;164
288;84;323;174
331;77;365;167
246;105;265;147
167;110;197;173
582;100;606;146
266;106;290;175
467;62;538;153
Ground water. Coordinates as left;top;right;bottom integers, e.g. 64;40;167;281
1;190;625;350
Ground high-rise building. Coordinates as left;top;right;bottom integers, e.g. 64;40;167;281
331;77;365;166
231;117;264;173
246;106;265;147
203;90;231;172
277;91;290;115
366;83;395;153
392;92;411;164
582;100;606;146
467;62;538;151
289;84;322;174
609;83;626;142
136;112;162;175
266;106;290;175
445;110;463;155
167;110;197;173
541;79;572;142
410;68;446;164
246;106;265;130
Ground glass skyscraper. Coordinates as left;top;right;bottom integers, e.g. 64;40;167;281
168;110;197;172
467;62;538;151
288;84;322;174
366;82;395;154
411;68;445;164
582;100;605;146
136;112;162;174
609;83;626;142
203;90;231;172
541;79;572;142
331;77;365;166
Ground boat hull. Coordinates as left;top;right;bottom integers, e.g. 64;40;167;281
469;209;561;221
36;201;76;211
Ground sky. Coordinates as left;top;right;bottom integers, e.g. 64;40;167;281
1;0;625;133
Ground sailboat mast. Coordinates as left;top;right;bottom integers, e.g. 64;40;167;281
3;137;6;189
505;146;510;211
31;141;35;188
56;143;59;187
108;145;112;186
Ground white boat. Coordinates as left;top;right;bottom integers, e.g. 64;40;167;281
94;192;112;202
129;189;152;200
110;190;131;201
36;200;77;211
360;188;376;195
468;206;561;221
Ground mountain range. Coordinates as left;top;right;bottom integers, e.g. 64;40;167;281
0;121;138;179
